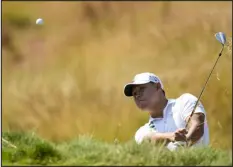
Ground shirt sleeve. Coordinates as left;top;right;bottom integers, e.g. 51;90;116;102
179;93;206;121
135;123;157;144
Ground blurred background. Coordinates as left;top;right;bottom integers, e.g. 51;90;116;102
2;2;232;149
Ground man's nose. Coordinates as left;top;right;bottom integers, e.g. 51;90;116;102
135;94;141;99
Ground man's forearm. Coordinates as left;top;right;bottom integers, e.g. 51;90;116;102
186;124;204;145
147;132;173;144
186;113;205;145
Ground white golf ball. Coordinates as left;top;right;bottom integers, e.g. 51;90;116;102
36;18;44;25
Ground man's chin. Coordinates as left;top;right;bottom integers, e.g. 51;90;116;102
136;100;151;110
138;104;150;111
139;104;154;112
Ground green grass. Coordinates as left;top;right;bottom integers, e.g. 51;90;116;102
2;132;232;166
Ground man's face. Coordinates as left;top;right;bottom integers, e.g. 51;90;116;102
132;82;158;110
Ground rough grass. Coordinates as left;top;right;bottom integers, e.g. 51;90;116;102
2;1;232;149
2;132;232;166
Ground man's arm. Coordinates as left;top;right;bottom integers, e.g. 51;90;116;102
135;127;173;145
185;113;205;146
179;93;207;146
146;132;173;144
135;125;187;145
144;129;187;144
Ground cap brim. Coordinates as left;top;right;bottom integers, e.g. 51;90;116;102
124;81;150;97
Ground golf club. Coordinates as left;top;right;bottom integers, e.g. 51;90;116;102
185;32;227;128
168;32;227;150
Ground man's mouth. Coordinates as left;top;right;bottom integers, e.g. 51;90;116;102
138;100;148;108
138;99;147;102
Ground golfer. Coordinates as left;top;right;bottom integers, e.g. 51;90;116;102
124;72;209;150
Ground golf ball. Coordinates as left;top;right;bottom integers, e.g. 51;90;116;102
36;18;43;25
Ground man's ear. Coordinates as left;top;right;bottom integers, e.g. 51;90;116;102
156;82;162;90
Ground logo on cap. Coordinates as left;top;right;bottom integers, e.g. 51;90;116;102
149;76;159;82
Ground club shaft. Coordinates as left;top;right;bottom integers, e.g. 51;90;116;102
186;49;223;128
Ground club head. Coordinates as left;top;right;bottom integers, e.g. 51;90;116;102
215;32;226;46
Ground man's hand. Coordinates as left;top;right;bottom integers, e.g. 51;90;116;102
169;128;188;142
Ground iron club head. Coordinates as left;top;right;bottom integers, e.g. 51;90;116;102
215;32;227;46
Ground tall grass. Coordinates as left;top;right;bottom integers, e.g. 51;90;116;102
2;2;232;149
2;132;232;165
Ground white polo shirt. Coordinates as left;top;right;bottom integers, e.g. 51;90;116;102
135;93;209;148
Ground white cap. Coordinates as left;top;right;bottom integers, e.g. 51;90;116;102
124;72;164;97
